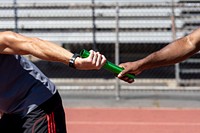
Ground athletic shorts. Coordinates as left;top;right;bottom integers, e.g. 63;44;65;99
0;91;67;133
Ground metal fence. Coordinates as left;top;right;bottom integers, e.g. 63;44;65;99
1;0;200;98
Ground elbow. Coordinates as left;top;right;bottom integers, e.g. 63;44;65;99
189;28;200;51
0;31;30;55
0;31;18;46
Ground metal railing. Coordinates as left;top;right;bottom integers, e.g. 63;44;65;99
1;0;200;99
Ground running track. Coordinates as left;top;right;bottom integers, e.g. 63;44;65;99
65;108;200;133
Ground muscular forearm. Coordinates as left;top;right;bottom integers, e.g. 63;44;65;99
139;29;200;71
25;38;73;64
0;31;107;70
0;31;73;65
118;28;200;83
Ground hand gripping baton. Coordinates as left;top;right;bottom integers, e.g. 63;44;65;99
80;49;135;79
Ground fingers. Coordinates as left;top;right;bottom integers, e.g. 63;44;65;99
89;50;95;61
92;51;98;65
118;76;134;83
89;50;106;69
117;71;135;83
117;63;135;83
118;71;126;78
101;55;106;65
85;50;134;84
117;65;129;78
96;52;105;67
88;50;98;66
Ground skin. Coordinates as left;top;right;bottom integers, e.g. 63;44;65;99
0;31;107;70
118;28;200;83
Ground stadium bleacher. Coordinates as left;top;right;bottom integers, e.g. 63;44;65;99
1;0;199;43
0;0;200;83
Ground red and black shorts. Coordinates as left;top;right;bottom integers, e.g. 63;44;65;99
0;92;67;133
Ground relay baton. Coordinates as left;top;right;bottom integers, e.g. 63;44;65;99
80;49;135;79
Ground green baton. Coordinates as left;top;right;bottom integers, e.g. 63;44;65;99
80;49;135;79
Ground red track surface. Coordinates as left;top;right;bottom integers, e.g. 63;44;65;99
65;108;200;133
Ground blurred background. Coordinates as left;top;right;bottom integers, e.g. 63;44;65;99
1;0;200;101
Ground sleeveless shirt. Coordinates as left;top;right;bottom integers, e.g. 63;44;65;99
0;54;56;117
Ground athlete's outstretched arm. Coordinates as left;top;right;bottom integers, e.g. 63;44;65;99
0;31;106;70
118;28;200;83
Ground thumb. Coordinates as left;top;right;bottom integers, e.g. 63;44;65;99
118;69;128;78
118;64;127;77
